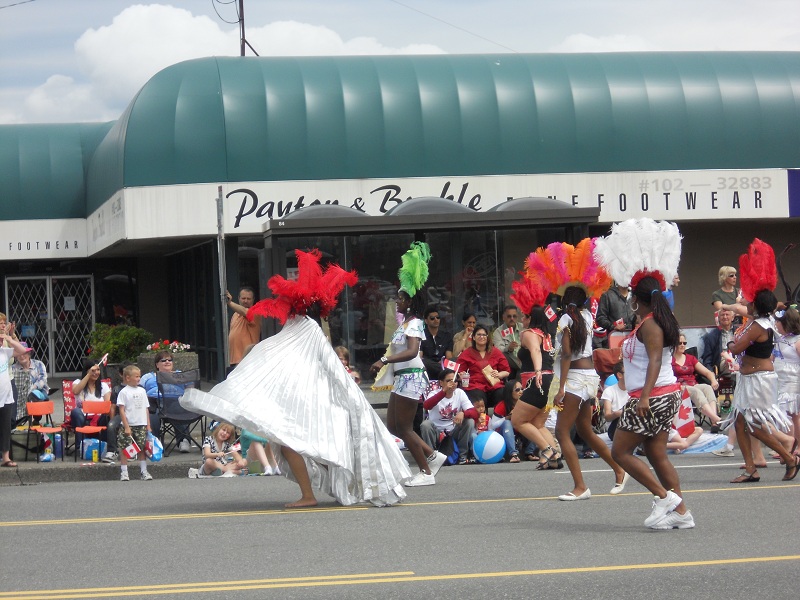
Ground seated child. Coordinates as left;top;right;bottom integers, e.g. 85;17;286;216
240;429;281;475
334;345;361;384
201;422;247;476
667;425;704;454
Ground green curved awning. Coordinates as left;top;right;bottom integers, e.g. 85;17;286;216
2;52;800;219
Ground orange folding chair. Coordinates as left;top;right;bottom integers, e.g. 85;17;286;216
25;401;64;462
66;400;112;462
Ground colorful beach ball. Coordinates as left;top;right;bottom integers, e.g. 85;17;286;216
473;431;506;464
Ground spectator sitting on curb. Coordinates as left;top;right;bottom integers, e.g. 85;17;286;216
421;369;478;465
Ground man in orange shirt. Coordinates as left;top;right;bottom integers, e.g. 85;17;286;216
226;287;261;372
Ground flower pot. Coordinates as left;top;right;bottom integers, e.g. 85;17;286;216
137;352;199;374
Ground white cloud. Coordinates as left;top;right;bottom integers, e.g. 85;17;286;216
550;33;653;53
11;4;445;124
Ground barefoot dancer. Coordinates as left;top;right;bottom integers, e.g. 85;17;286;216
182;249;412;508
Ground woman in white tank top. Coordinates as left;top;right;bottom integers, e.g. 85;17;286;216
553;285;627;501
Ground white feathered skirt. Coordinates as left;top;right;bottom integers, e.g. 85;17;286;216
181;316;411;506
720;370;792;434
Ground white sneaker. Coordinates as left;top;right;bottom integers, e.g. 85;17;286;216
644;490;681;527
262;465;274;476
427;451;447;477
120;471;129;481
141;471;153;481
102;451;117;464
178;439;191;453
273;465;282;476
404;471;435;487
711;447;735;457
650;509;695;530
187;468;199;479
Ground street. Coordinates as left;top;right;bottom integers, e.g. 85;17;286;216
2;453;799;600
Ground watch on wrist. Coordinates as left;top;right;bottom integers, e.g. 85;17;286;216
380;356;388;364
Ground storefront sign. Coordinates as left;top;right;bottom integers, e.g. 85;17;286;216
0;219;86;259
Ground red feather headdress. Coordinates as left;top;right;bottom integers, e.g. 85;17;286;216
247;249;358;324
739;238;777;303
510;273;548;316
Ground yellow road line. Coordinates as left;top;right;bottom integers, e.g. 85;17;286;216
2;556;799;599
2;483;797;528
0;506;365;527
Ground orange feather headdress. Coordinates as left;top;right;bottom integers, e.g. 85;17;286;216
524;238;611;299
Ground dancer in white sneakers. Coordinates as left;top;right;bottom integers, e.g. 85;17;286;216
372;242;447;487
596;219;694;530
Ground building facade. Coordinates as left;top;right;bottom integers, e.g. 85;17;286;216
2;52;799;378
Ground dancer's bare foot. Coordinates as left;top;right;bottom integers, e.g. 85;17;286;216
285;497;318;509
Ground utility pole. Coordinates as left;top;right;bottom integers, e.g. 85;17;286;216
238;0;259;57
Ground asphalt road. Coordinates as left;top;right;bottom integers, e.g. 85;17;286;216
2;453;799;600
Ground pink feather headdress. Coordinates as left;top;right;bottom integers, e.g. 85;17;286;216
247;249;358;324
524;238;611;299
739;238;777;303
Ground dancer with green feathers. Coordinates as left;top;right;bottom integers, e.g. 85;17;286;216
371;242;448;487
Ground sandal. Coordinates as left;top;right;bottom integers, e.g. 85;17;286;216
548;454;564;470
783;460;800;481
524;453;537;462
739;463;767;469
731;471;760;483
1;460;17;468
538;446;557;470
509;454;521;463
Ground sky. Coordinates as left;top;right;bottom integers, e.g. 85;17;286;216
1;0;799;124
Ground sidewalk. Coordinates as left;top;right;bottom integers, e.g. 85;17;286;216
1;381;390;486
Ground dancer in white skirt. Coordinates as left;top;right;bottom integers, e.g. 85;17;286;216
722;239;798;483
774;306;800;454
182;249;412;508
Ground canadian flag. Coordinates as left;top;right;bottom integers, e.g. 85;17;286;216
672;389;696;438
443;359;460;374
544;305;557;322
589;297;599;318
99;353;109;366
500;327;514;338
225;442;242;454
122;439;141;459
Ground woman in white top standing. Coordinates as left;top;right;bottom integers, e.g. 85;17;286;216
553;285;628;501
774;306;800;455
371;242;446;487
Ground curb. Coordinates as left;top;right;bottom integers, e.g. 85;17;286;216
0;461;197;486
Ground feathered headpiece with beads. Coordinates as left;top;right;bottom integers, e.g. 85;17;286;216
398;241;431;298
247;249;358;324
593;219;681;291
524;238;612;299
510;273;549;316
739;238;777;303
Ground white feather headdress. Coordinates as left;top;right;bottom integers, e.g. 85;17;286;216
593;219;682;291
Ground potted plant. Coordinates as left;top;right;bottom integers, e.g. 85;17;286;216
88;324;154;364
137;338;198;373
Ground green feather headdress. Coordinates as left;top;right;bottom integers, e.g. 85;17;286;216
398;241;431;298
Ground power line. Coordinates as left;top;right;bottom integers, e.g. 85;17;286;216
386;0;518;53
0;0;37;9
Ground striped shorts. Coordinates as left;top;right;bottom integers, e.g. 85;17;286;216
617;390;680;438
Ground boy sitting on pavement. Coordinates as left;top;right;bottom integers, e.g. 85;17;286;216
421;369;478;465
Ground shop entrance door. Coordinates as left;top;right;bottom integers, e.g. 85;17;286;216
5;275;95;375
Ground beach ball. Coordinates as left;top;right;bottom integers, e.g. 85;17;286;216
473;431;506;464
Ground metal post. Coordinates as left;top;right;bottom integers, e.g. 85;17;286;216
216;185;230;368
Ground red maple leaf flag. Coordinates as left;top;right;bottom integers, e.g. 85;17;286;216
673;390;696;437
122;439;141;459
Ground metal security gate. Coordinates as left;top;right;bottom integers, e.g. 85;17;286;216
5;275;95;375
